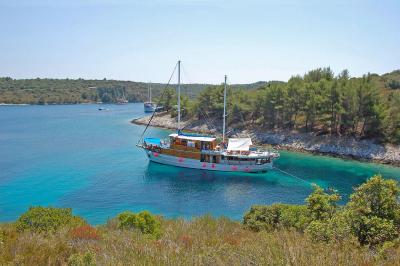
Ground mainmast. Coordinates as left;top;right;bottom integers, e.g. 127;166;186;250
177;60;181;131
223;75;227;143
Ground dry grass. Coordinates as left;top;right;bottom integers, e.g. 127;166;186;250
1;216;399;266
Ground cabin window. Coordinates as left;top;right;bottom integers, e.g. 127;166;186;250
187;141;195;148
212;156;217;163
200;154;206;162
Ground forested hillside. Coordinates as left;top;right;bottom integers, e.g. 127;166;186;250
1;69;399;143
161;69;400;144
0;78;210;104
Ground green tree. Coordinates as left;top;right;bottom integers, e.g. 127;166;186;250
347;175;400;246
117;210;162;238
382;91;400;143
306;184;341;221
16;207;85;233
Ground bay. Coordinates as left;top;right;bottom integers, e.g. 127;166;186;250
0;103;399;224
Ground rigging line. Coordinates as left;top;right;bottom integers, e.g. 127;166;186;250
272;166;313;187
181;63;194;96
199;108;218;132
138;62;178;144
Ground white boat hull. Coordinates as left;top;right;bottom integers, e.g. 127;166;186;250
145;150;273;173
144;102;156;113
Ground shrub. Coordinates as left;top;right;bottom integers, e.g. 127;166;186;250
306;184;341;221
243;204;310;232
68;251;96;266
16;207;85;233
117;210;161;238
349;216;398;247
305;211;352;243
347;175;400;246
70;225;100;241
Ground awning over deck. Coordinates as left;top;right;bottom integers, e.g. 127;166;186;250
227;138;252;151
169;133;216;142
144;137;161;146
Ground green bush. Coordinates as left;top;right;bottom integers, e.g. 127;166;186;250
16;207;85;233
117;210;161;238
347;175;400;246
305;211;351;243
306;184;341;221
244;175;400;248
68;251;96;266
243;204;310;232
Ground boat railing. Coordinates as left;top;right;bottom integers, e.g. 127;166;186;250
201;150;223;155
251;146;279;153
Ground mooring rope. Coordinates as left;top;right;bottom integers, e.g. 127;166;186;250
272;166;313;186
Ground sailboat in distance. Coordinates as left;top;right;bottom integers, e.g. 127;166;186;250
137;61;279;172
144;83;156;112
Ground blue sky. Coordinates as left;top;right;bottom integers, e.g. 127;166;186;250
0;0;399;83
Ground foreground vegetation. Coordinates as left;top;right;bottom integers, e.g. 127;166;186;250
1;175;399;265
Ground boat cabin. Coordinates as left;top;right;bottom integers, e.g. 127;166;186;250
169;133;217;151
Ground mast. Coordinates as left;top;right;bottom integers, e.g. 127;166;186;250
223;75;227;143
149;83;152;103
177;60;181;131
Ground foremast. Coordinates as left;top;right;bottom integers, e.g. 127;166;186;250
177;60;181;131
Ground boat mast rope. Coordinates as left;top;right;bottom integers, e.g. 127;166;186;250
179;64;218;134
138;62;178;144
272;166;313;187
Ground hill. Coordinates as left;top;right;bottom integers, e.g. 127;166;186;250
0;77;269;105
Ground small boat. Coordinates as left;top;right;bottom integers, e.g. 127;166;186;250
144;83;156;112
116;90;128;104
138;61;279;172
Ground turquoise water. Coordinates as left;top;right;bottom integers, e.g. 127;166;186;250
0;104;399;224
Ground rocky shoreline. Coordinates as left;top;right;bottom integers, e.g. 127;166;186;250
132;113;400;167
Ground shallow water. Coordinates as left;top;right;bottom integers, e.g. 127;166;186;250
0;103;399;224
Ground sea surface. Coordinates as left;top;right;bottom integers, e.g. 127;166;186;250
0;103;399;224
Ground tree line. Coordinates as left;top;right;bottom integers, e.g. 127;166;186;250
0;77;208;104
169;68;400;144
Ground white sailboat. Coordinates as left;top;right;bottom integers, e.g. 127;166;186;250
138;61;279;172
144;83;156;112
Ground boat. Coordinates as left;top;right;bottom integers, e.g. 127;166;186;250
144;83;156;112
116;89;128;104
137;61;279;172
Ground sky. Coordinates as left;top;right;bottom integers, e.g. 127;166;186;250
0;0;399;84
